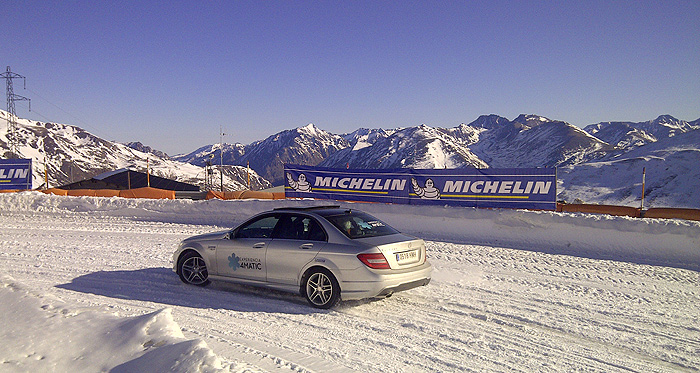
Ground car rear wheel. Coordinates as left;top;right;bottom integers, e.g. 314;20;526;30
303;268;340;309
178;251;210;286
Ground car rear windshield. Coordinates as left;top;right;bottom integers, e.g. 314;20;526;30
324;211;399;239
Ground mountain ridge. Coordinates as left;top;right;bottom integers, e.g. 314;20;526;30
0;110;271;191
177;113;698;184
3;109;698;207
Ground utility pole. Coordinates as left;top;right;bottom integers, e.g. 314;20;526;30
1;66;31;158
219;125;225;192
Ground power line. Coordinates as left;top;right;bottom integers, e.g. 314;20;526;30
25;87;91;129
1;66;31;158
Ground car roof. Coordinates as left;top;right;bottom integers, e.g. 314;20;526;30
272;205;354;217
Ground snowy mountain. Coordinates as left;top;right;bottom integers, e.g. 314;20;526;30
320;124;488;169
5;107;697;207
558;128;700;208
174;113;698;207
319;114;612;170
584;115;700;150
467;114;614;168
175;123;348;184
173;142;246;166
124;141;170;160
0;110;270;191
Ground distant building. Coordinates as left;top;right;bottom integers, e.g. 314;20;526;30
58;168;199;191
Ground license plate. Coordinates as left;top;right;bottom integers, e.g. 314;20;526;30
396;250;419;264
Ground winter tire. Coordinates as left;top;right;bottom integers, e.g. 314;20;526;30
303;268;340;309
178;251;210;286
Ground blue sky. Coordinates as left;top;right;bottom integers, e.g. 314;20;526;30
6;1;700;155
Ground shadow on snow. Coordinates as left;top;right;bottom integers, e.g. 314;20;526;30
56;267;327;315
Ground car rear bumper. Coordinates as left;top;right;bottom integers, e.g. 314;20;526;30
338;261;432;300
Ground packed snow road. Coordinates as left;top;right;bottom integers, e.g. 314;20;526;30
1;193;698;372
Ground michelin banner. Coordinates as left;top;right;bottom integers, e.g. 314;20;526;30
0;158;32;190
284;164;557;210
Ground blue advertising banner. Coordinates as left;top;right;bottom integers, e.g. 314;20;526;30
284;164;557;210
0;158;32;190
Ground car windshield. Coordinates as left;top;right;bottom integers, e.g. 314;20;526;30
324;211;399;239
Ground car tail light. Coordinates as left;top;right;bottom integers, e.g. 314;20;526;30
357;253;390;269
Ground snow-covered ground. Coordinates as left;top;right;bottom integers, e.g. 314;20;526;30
1;192;698;372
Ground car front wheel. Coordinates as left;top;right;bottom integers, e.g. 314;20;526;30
178;251;210;286
303;268;340;309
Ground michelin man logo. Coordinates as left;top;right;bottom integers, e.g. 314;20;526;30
287;172;312;192
411;177;441;199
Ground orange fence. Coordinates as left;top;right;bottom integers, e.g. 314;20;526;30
0;189;23;194
119;187;176;199
557;203;700;221
3;188;700;221
643;208;700;222
43;187;174;199
558;203;641;218
206;190;285;200
41;188;69;196
66;189;121;197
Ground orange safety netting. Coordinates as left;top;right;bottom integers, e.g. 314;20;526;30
206;190;285;200
118;187;175;199
40;188;69;196
65;189;119;197
644;208;700;221
0;189;24;193
206;190;245;200
560;203;641;218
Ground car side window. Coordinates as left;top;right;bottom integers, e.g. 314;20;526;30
302;217;327;242
235;215;280;239
272;214;327;242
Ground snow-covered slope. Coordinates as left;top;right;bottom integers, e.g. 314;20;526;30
584;115;699;150
125;141;171;159
1;193;698;372
467;114;613;168
320;115;612;170
238;124;348;185
175;123;348;185
0;110;270;191
174;142;247;167
321;124;488;169
558;129;700;208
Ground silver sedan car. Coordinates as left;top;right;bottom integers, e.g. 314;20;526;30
173;206;432;308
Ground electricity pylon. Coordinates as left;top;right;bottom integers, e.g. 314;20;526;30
1;66;31;158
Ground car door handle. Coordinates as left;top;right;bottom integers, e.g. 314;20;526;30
253;242;266;249
299;243;314;250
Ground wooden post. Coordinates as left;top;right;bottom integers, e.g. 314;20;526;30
641;167;646;209
44;156;48;190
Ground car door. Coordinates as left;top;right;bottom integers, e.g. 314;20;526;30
266;213;327;286
216;214;280;282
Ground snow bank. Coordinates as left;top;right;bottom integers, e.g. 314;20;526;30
2;191;698;271
359;203;700;271
1;191;698;372
0;276;240;372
